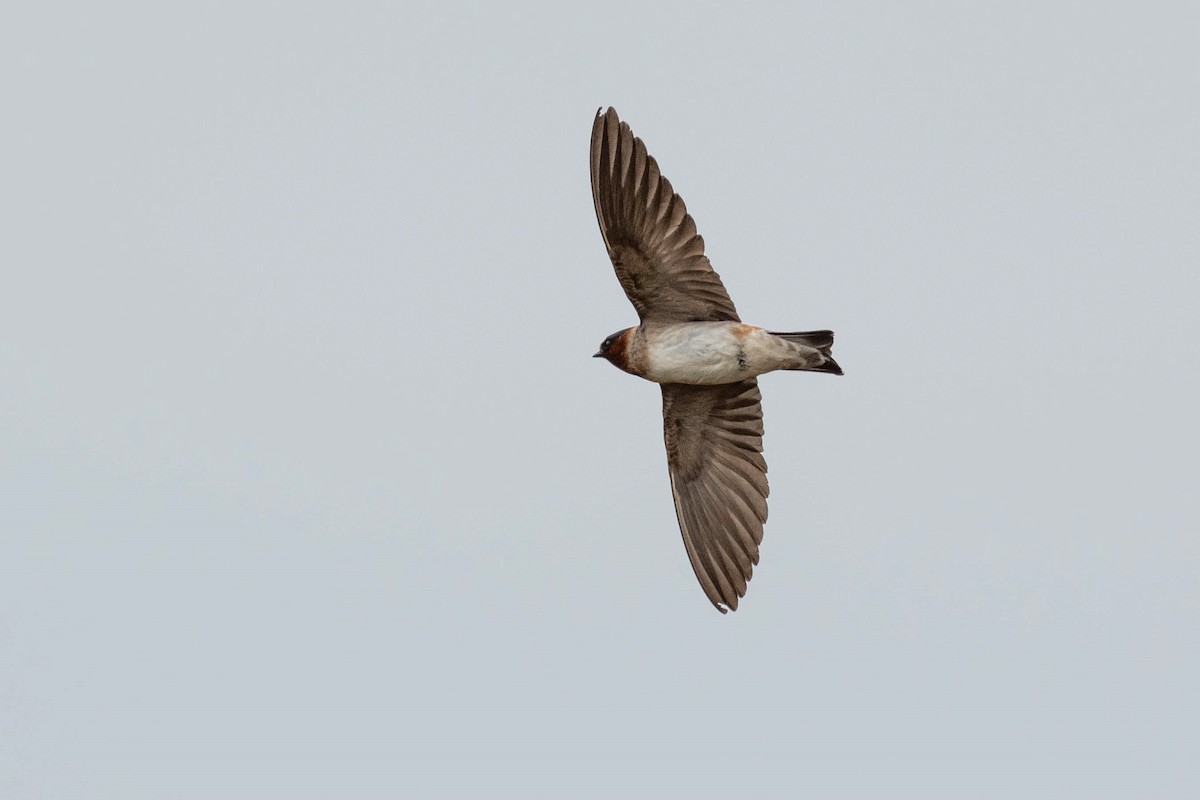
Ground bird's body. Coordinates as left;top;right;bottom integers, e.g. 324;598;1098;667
601;322;839;385
589;107;842;613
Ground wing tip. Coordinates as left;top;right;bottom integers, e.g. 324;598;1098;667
594;106;619;125
712;592;740;614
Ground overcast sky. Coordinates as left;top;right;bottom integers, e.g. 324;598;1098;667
3;2;1198;797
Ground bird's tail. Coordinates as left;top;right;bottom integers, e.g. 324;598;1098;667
769;329;843;375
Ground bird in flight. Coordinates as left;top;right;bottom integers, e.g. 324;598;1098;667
590;107;842;613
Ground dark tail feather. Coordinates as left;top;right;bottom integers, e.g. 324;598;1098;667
806;356;843;375
769;329;843;376
770;329;834;348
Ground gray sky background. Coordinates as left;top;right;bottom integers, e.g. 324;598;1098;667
3;2;1198;797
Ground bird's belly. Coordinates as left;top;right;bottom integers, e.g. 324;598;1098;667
643;325;773;385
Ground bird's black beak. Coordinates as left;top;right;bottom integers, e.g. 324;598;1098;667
592;350;604;358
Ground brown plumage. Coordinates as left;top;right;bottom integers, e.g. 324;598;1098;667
590;107;740;324
590;107;841;613
661;380;769;611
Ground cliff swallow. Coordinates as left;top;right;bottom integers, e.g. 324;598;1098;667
590;107;842;613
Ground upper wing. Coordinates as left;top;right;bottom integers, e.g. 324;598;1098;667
662;380;769;613
590;107;740;324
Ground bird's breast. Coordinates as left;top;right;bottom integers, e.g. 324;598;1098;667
640;323;775;385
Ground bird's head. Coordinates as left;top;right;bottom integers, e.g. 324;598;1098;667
593;328;634;372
